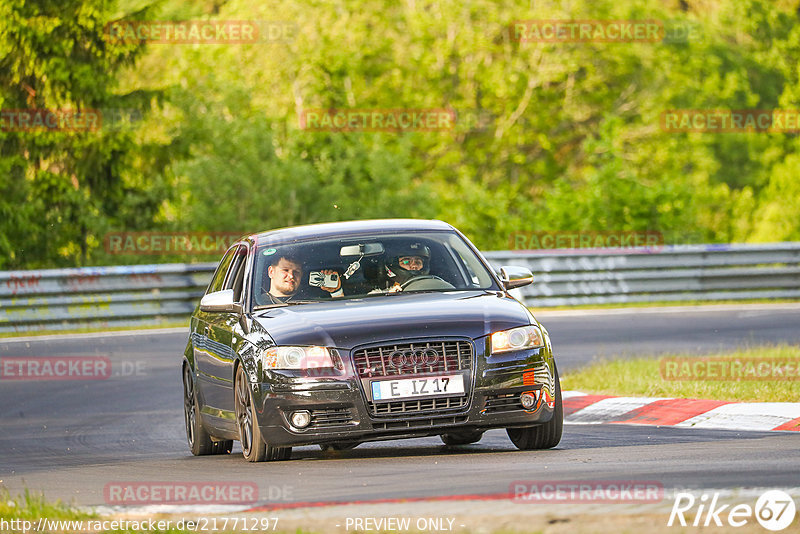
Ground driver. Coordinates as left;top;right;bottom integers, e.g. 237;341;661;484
381;242;431;293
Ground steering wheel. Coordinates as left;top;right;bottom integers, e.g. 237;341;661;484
399;275;455;291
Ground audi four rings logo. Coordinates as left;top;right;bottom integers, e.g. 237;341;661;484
388;349;440;368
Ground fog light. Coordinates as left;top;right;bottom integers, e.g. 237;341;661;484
520;392;538;410
290;410;311;428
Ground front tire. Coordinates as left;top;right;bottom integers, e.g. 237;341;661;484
506;363;563;450
234;366;291;462
183;365;215;456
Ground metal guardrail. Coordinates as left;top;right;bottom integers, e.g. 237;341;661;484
1;243;799;333
486;242;800;307
0;263;215;333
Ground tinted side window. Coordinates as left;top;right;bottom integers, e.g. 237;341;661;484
448;234;495;288
206;247;237;294
223;245;248;303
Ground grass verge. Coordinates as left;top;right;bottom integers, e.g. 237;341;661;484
0;488;95;521
532;298;800;311
561;345;800;402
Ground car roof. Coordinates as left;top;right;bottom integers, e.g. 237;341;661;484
248;219;456;245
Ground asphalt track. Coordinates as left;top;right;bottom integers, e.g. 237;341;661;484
1;303;799;509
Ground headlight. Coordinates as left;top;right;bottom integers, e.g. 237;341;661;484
491;325;544;353
261;346;337;370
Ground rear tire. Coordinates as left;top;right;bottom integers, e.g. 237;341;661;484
234;366;291;462
506;363;563;450
183;365;215;456
440;431;484;446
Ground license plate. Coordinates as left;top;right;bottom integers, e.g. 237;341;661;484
371;375;464;401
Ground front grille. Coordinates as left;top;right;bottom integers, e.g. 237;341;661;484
371;396;468;415
309;408;355;428
353;340;473;378
373;415;468;431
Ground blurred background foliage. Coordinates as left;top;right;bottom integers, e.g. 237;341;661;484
2;0;800;268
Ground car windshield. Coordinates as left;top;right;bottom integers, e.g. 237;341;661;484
251;230;498;308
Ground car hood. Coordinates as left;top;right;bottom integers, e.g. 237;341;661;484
252;291;533;349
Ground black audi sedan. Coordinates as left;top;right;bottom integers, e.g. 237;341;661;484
182;219;562;462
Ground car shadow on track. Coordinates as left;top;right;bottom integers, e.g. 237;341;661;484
254;425;779;462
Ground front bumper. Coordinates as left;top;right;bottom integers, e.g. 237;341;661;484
251;337;558;447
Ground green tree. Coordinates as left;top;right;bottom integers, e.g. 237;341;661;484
0;0;167;268
7;0;800;269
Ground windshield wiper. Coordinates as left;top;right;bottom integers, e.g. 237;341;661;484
252;300;319;310
253;303;288;310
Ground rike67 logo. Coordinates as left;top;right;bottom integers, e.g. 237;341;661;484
668;490;797;531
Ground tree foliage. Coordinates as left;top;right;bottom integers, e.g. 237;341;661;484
0;0;168;268
3;0;800;267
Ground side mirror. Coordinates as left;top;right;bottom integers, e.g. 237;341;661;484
200;289;243;314
499;266;534;290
